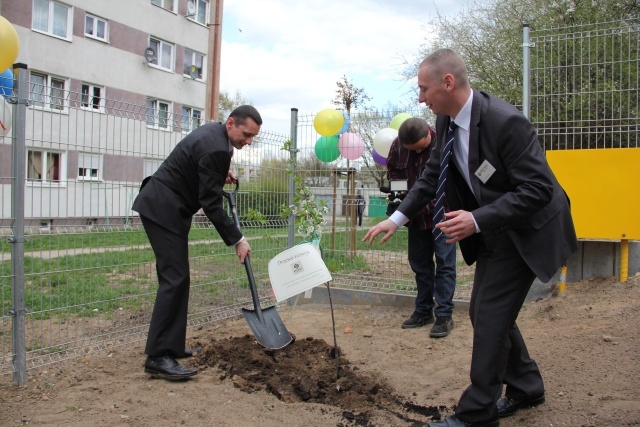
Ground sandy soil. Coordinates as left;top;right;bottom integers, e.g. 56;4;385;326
1;274;639;426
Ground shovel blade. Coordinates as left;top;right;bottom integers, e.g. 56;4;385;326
242;306;293;350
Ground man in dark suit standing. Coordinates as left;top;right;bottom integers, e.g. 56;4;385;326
133;105;262;380
356;189;366;227
363;49;577;426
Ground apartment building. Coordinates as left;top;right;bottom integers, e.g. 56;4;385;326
0;0;216;229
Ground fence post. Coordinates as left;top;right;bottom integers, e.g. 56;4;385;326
9;63;28;386
522;23;531;119
288;108;298;248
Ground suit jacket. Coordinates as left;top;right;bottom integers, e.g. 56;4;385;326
132;122;242;246
399;90;577;282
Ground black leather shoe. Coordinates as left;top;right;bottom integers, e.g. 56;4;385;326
175;347;202;359
144;355;197;380
496;394;545;418
428;415;499;427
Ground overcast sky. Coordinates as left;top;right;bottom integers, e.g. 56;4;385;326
219;0;475;134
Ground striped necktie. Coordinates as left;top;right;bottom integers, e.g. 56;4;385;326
432;120;457;240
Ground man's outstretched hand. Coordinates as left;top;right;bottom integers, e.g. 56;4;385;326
362;219;399;245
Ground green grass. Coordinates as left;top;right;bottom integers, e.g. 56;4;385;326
0;226;278;254
0;225;411;320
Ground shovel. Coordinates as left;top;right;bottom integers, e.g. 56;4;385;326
222;181;293;350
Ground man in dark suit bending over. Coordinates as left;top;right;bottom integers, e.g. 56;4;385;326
363;49;577;426
133;105;261;380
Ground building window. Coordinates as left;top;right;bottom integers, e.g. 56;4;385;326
78;153;102;180
146;99;170;129
30;72;67;111
81;83;104;111
183;49;204;80
149;37;174;71
32;0;72;40
27;149;62;183
151;0;176;13
188;0;209;25
181;107;202;133
85;13;108;42
143;159;163;177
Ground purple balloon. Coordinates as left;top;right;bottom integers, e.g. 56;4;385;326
372;148;387;166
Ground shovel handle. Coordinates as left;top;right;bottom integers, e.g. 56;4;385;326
221;179;266;323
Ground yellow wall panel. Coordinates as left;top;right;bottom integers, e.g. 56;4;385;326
546;148;639;241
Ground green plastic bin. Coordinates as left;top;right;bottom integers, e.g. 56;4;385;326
368;196;388;218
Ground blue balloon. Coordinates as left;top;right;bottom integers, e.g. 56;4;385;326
338;111;350;134
0;69;13;98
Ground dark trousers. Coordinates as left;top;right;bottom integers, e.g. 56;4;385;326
455;233;544;422
140;215;191;357
407;222;457;317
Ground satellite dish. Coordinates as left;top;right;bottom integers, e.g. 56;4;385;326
186;1;196;17
188;65;199;80
144;47;157;64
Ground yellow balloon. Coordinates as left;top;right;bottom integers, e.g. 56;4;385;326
313;109;344;136
0;16;20;72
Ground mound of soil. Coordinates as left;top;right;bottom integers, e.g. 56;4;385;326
194;334;447;425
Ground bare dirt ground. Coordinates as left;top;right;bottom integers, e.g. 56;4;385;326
1;274;639;426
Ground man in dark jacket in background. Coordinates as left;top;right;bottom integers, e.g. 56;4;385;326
387;118;457;337
133;105;262;380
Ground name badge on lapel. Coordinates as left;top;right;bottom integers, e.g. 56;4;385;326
474;160;496;184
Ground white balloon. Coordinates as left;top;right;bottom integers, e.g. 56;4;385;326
0;98;11;137
372;127;398;158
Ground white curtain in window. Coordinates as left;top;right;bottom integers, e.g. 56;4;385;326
195;53;203;78
28;151;43;180
196;0;207;24
181;107;190;131
30;74;46;107
160;43;172;69
85;15;94;35
32;0;49;31
146;100;156;126
50;78;64;110
52;2;68;38
158;103;168;128
183;49;192;74
46;152;59;181
149;39;159;65
96;20;105;39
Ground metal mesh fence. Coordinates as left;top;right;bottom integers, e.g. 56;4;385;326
4;17;632;383
0;71;294;381
529;18;640;150
0;77;473;382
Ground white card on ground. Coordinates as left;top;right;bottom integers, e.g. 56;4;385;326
268;243;332;302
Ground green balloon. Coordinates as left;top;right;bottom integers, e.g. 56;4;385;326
390;113;413;130
314;135;340;162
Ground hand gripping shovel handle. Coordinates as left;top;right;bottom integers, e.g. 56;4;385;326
222;181;265;324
